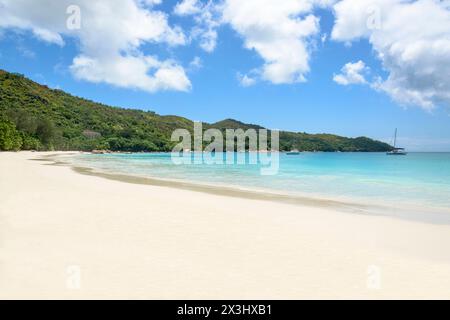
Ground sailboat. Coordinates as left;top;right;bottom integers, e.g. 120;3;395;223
387;129;407;155
286;149;300;155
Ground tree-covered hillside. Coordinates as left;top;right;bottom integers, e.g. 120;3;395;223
0;70;392;152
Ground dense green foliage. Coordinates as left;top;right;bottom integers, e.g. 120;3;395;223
0;70;392;152
0;117;23;151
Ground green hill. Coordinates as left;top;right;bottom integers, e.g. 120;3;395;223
211;119;264;131
0;70;392;152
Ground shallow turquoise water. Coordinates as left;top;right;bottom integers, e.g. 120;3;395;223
68;152;450;223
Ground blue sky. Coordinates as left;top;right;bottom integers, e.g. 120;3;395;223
1;0;450;151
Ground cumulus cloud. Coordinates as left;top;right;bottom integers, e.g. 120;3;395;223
188;56;203;70
174;0;202;15
3;0;448;110
237;73;257;87
333;60;368;85
331;0;450;110
71;55;191;92
174;0;220;52
175;0;335;85
140;0;162;5
222;0;332;85
0;0;191;93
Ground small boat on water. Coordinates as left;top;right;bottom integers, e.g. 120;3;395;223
387;129;407;155
387;148;407;155
287;149;301;155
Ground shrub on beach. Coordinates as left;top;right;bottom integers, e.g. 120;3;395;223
0;118;23;151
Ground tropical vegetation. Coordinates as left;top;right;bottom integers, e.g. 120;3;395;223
0;70;392;152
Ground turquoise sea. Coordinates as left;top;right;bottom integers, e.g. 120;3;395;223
66;152;450;224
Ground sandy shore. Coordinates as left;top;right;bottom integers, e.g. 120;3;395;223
1;151;450;299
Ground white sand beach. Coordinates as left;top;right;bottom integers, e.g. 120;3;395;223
1;151;450;299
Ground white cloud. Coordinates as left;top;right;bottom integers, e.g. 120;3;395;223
71;55;191;93
0;0;191;93
174;0;202;15
221;0;333;85
174;0;220;53
175;0;336;85
333;60;368;86
188;56;203;70
332;0;450;110
237;73;257;87
140;0;162;5
3;0;449;109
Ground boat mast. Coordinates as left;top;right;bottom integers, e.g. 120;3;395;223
394;128;397;149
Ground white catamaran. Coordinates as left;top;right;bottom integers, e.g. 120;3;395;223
387;129;407;155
